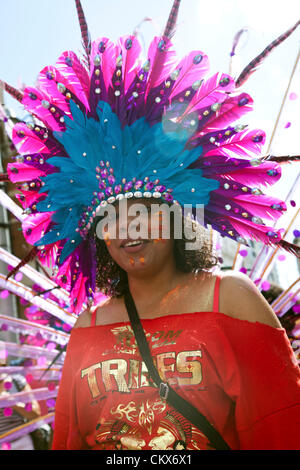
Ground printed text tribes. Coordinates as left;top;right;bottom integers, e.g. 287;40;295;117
81;350;202;398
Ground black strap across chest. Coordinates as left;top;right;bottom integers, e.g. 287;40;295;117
124;291;231;451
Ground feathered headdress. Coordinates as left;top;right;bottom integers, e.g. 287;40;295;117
1;0;299;313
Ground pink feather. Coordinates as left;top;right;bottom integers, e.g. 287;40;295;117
204;128;266;159
22;87;64;132
183;72;235;118
16;190;47;209
12;124;53;155
145;36;177;94
7;162;47;183
90;38;117;92
229;217;284;244
223;162;282;187
212;190;286;220
55;51;90;110
118;36;142;95
169;50;209;99
38;66;72;115
233;194;286;220
55;256;72;291
22;212;53;245
203;93;253;132
37;242;60;268
70;272;87;314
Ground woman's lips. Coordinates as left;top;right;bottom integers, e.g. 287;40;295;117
121;239;150;253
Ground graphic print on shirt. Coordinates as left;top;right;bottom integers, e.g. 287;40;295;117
109;325;184;355
93;398;210;450
81;325;203;396
80;325;209;450
81;349;203;395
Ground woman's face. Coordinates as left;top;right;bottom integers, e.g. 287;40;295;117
98;198;176;276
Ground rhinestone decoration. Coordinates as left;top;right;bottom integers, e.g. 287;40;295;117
252;216;263;224
125;38;133;50
250;159;261;167
57;83;66;94
271;204;283;210
238;97;249;106
158;39;166;51
98;41;106;53
116;55;123;67
192;80;202;90
211;103;221;112
77;160;176;237
267;231;278;238
219;77;230;87
94;55;101;66
42;100;50;109
143;60;150;72
251;188;263;195
170;69;180;80
193;54;203;64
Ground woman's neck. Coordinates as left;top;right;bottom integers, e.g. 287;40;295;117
126;261;187;313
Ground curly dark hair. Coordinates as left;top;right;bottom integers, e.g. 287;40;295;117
94;208;219;298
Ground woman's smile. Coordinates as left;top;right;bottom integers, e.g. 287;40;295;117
120;238;151;254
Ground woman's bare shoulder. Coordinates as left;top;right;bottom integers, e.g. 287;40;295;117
73;296;123;328
73;309;92;328
219;270;282;328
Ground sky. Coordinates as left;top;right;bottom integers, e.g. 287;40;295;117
0;0;300;287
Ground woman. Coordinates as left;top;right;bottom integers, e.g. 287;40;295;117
51;197;300;450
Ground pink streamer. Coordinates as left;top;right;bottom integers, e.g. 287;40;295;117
0;314;69;347
0;341;65;364
0;274;76;326
0;386;58;408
